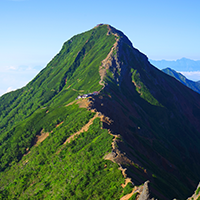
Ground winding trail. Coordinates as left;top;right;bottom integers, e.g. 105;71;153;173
63;112;99;144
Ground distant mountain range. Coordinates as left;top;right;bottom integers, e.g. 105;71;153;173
150;58;200;71
162;68;200;94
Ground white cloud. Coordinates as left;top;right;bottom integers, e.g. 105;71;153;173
179;71;200;81
180;71;200;76
8;66;17;70
6;87;14;93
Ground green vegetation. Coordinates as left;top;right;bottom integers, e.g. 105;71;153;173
129;192;138;200
0;24;116;135
120;182;134;198
196;187;200;195
0;105;125;199
131;69;161;106
1;24;200;200
0;24;127;199
0;103;94;172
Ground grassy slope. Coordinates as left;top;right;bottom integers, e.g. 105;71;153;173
0;24;116;171
0;103;125;199
0;24;115;138
0;25;128;199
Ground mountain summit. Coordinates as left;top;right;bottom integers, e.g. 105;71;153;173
1;24;200;199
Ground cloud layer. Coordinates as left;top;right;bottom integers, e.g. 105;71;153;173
179;71;200;81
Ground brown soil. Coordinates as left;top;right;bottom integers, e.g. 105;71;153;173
34;129;49;146
65;100;75;107
76;98;92;108
120;187;139;200
56;121;63;128
121;177;132;189
66;84;72;89
104;129;136;200
34;121;64;148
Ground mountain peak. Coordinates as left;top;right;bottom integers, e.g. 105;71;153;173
1;25;200;200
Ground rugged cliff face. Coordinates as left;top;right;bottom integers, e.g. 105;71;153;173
0;24;200;200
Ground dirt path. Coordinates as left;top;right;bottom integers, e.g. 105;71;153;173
62;98;137;199
34;129;49;146
120;187;139;200
64;112;100;144
121;177;132;188
65;100;76;107
56;121;63;128
103;124;137;200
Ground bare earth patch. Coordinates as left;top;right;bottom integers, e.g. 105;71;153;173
76;98;92;108
55;121;64;128
34;129;49;146
120;187;139;200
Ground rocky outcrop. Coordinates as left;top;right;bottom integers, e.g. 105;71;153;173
138;181;154;200
120;180;155;200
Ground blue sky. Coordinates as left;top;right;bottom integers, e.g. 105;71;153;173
1;0;200;96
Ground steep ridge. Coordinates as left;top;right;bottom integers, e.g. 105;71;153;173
1;24;200;199
90;25;200;199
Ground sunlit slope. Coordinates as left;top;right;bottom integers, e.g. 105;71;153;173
0;103;126;199
0;25;115;134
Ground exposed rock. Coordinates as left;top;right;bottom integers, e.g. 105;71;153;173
138;181;153;200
